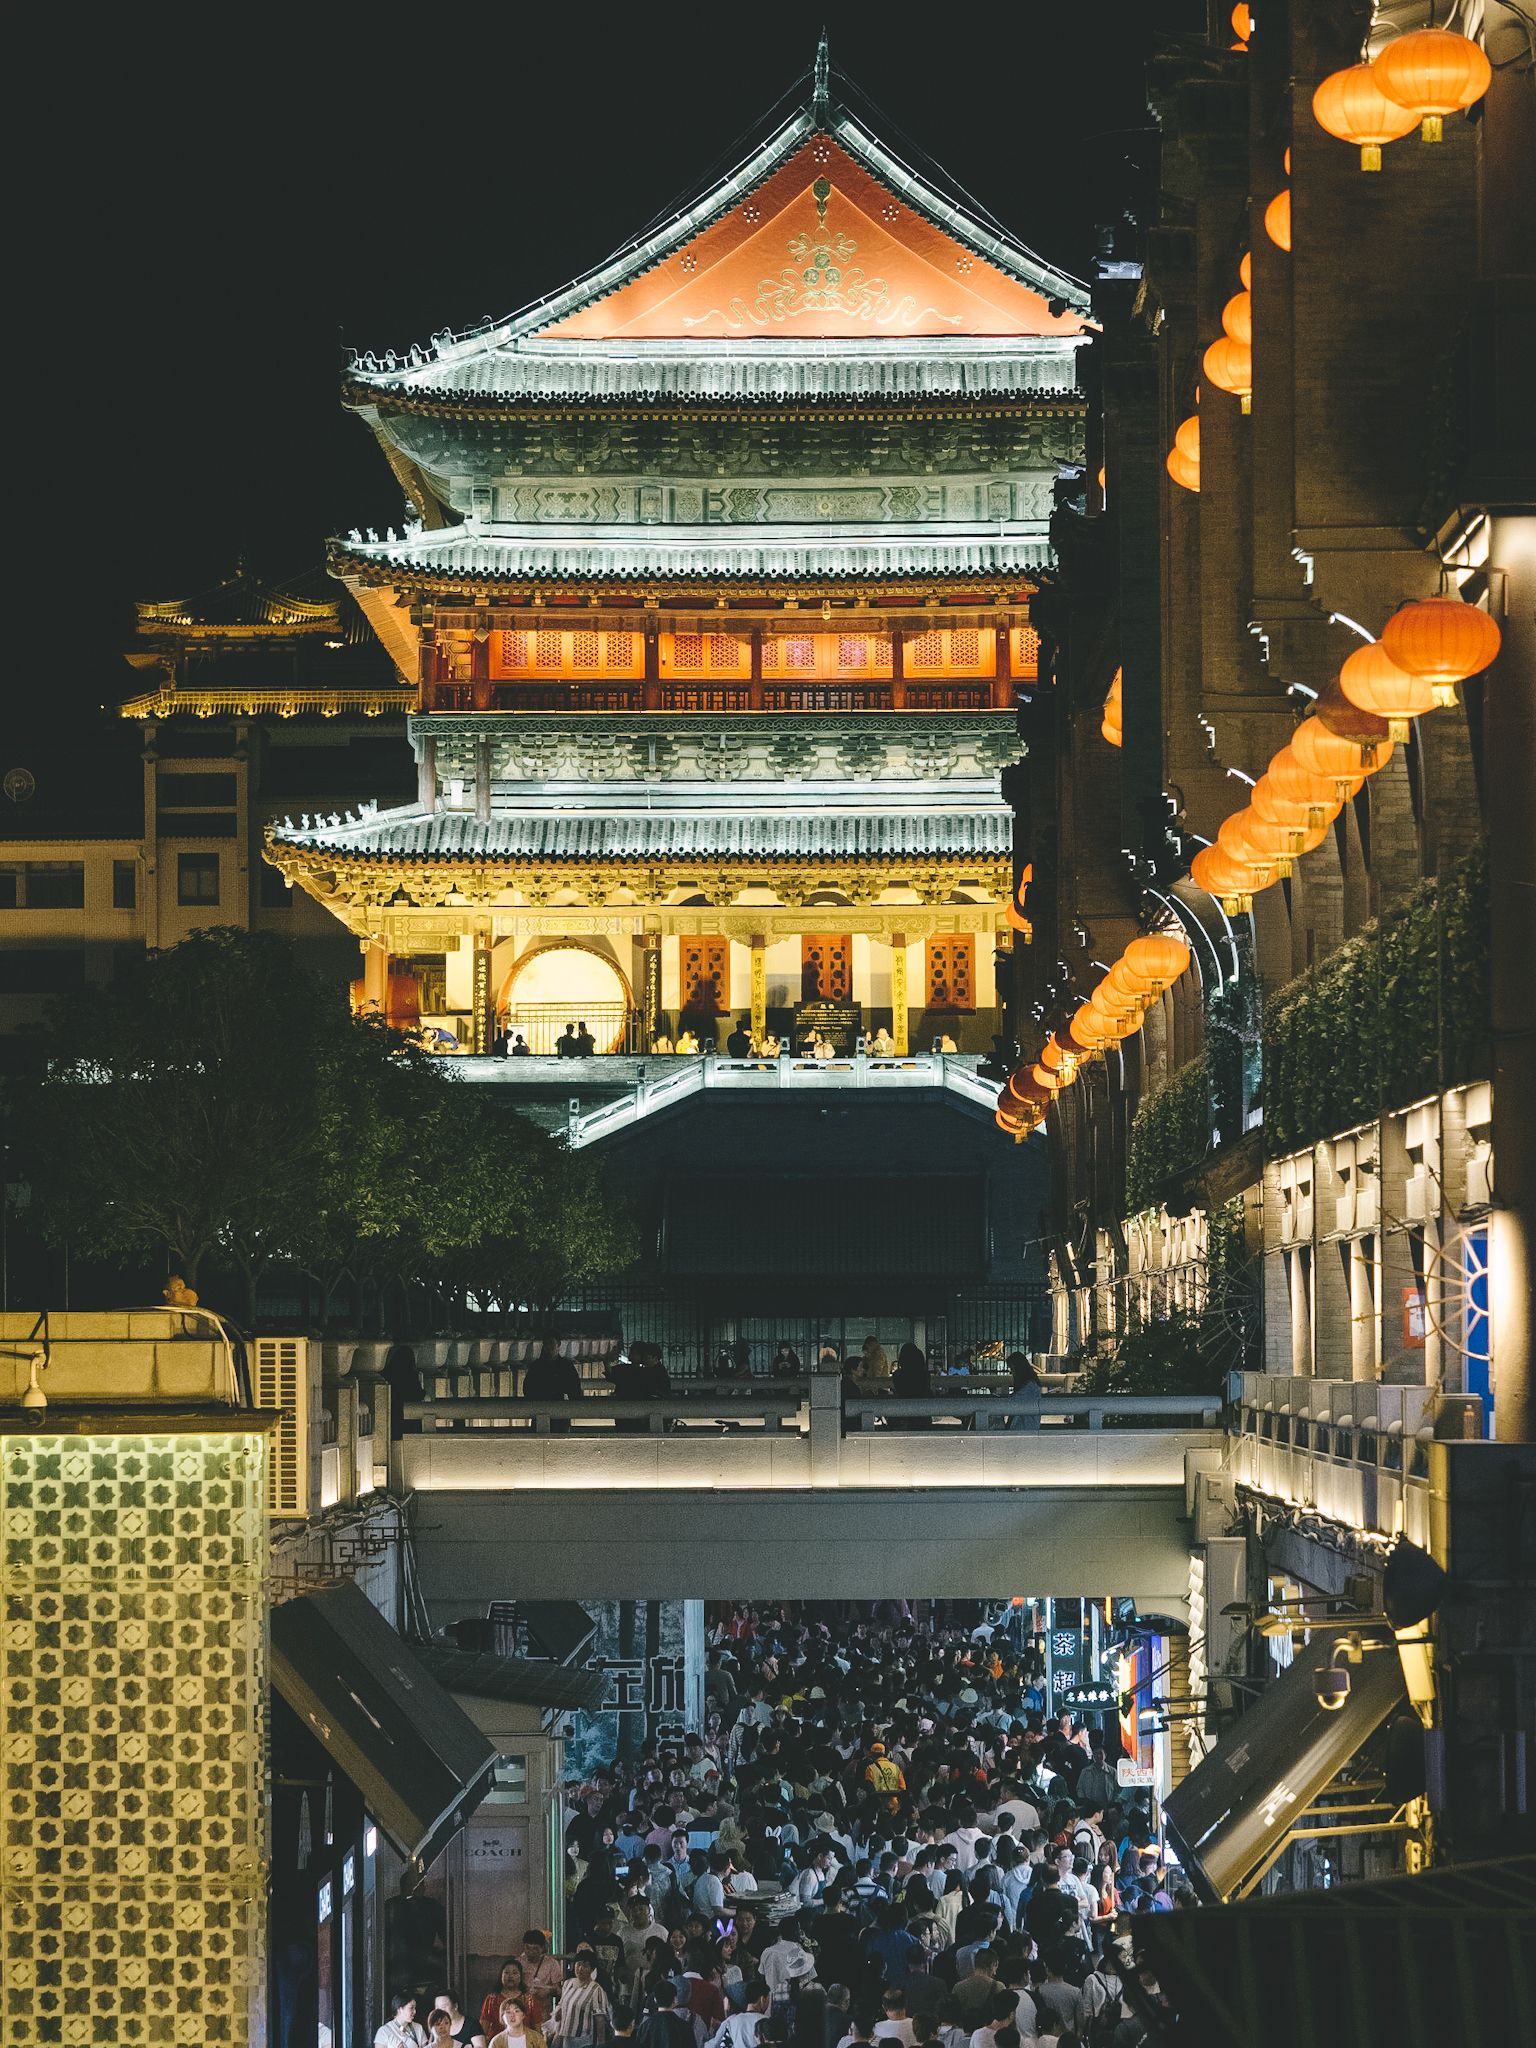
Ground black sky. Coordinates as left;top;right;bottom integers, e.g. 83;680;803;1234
10;0;1200;811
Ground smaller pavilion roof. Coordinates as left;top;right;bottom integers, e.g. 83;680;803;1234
136;563;350;639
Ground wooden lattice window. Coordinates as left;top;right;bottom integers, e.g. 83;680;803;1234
925;935;975;1012
490;629;644;679
903;628;997;678
680;936;729;1014
761;634;893;678
659;633;751;678
801;934;853;1002
1010;624;1041;677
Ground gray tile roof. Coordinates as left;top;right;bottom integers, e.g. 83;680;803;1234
270;805;1010;863
333;521;1051;583
349;338;1084;407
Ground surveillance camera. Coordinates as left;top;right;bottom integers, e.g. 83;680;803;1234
1315;1665;1352;1712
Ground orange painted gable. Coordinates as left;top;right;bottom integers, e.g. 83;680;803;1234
539;137;1080;342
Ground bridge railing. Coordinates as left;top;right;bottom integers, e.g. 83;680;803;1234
404;1392;805;1435
402;1386;1220;1437
843;1393;1224;1433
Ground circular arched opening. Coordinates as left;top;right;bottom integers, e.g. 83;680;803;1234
499;943;631;1054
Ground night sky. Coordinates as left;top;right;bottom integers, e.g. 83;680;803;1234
10;1;1200;816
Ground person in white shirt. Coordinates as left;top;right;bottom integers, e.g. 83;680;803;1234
992;1788;1041;1835
759;1919;816;2004
834;2018;876;2048
1080;1964;1123;2031
942;1810;986;1873
871;1990;916;2048
375;1992;429;2048
1053;1848;1096;1934
708;1982;769;2048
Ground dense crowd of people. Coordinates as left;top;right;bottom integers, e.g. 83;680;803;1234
379;1605;1188;2046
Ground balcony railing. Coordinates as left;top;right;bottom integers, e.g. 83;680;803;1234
426;681;1002;714
1229;1371;1485;1545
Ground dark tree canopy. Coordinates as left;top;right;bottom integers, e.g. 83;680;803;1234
14;927;634;1321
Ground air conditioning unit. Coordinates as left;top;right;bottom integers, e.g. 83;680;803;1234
253;1336;312;1519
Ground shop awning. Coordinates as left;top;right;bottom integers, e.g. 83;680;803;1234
414;1645;610;1714
520;1600;598;1666
1162;1625;1408;1902
1132;1855;1536;2048
270;1582;498;1870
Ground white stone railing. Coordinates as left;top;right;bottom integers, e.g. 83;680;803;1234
394;1378;1223;1493
444;1052;999;1145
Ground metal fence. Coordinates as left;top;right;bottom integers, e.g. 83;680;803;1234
555;1286;1048;1380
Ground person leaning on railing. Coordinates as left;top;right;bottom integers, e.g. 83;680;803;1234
523;1338;583;1433
1004;1352;1042;1433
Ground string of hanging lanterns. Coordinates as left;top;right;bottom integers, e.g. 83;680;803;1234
994;931;1193;1137
1314;22;1490;166
1190;589;1501;916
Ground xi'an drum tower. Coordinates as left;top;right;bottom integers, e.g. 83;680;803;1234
266;42;1090;1061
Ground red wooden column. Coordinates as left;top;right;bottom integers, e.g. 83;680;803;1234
643;618;662;710
992;618;1014;709
890;629;907;710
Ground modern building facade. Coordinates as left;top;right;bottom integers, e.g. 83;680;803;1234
1000;0;1534;1871
0;568;412;1045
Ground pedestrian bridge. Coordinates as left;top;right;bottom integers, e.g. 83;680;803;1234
385;1370;1222;1619
448;1050;1002;1145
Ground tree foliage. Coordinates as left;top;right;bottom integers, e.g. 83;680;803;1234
14;928;635;1321
1262;843;1488;1154
1125;1055;1213;1211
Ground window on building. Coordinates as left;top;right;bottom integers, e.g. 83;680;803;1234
925;935;976;1011
113;860;137;909
177;852;220;906
0;862;86;910
680;936;728;1015
801;934;852;1002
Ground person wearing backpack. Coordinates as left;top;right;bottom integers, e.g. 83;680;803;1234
1079;1964;1123;2048
864;1747;905;1799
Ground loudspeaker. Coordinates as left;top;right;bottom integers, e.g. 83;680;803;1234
1383;1538;1449;1629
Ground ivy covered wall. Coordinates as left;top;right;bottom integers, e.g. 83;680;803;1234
1126;1053;1212;1210
1262;844;1489;1155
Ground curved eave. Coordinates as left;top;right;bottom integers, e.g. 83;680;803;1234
343;379;1088;422
327;533;1052;598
